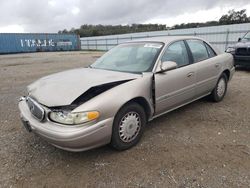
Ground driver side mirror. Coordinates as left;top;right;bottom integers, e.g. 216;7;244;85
238;37;242;42
158;61;177;73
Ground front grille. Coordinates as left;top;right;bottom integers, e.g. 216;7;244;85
236;48;250;56
26;96;45;121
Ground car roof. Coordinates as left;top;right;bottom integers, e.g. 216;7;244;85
124;35;221;54
129;36;203;44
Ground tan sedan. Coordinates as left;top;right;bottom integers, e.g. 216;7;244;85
18;36;235;152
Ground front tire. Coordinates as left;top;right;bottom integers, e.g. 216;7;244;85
210;73;228;102
111;102;146;150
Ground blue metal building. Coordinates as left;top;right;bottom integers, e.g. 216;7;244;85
0;33;80;54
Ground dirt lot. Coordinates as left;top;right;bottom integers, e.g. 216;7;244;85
0;51;249;188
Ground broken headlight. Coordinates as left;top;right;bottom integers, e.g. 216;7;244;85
49;111;100;125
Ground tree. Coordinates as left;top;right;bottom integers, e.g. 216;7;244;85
58;9;250;37
219;9;249;25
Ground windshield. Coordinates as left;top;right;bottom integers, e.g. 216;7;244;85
242;32;250;41
91;42;163;73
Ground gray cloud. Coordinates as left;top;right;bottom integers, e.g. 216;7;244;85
0;0;249;32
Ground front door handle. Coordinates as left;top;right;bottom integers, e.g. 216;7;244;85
187;72;194;77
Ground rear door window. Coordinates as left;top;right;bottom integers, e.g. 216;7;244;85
186;40;209;63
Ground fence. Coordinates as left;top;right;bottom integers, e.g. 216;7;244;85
80;23;250;52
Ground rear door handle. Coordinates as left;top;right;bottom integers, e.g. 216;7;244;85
215;63;220;68
187;72;194;77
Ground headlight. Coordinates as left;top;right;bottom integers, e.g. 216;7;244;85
49;111;100;125
226;47;235;53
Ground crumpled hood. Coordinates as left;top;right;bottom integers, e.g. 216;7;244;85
28;68;140;107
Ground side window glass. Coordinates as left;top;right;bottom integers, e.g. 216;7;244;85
205;43;216;58
186;40;209;63
161;41;189;67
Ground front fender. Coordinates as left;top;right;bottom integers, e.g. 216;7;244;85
72;73;154;121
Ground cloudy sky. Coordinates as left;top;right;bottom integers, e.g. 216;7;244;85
0;0;250;33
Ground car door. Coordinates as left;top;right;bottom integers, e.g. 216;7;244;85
154;40;197;115
186;40;221;97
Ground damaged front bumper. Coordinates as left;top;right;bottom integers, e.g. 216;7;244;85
18;98;113;152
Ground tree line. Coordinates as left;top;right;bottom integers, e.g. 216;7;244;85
59;9;250;37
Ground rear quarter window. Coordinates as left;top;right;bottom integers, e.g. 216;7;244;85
204;43;217;58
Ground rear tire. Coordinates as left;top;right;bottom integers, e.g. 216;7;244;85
210;73;228;102
111;102;146;151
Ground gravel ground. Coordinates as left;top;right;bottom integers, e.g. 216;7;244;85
0;51;249;188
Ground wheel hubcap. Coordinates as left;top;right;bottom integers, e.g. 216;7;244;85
217;78;226;97
119;112;141;143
